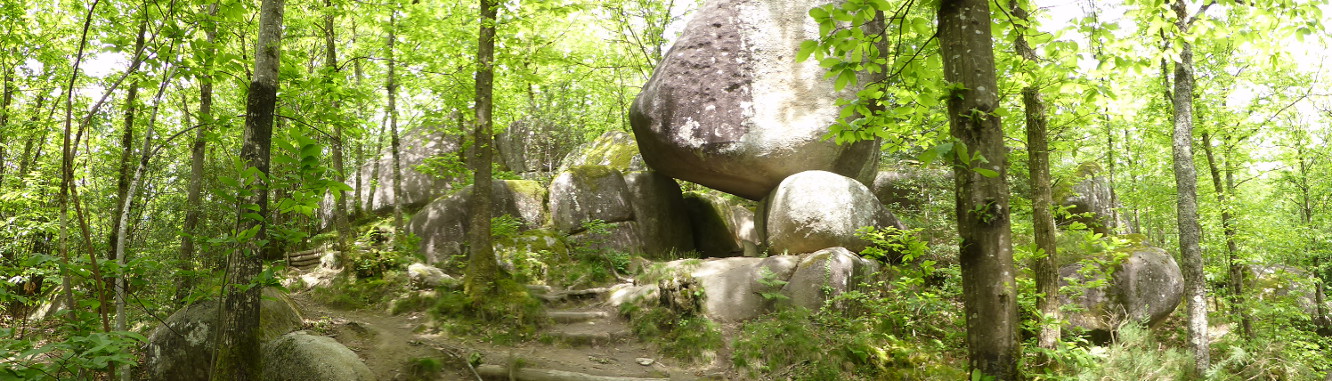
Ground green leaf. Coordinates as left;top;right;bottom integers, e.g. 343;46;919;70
974;168;999;178
797;40;818;62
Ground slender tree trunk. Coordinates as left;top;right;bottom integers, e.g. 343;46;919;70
212;0;283;378
1169;1;1210;373
325;0;351;254
0;60;12;186
1010;1;1059;353
178;1;218;304
386;12;405;237
110;14;147;277
59;0;102;321
466;0;501;298
939;0;1017;378
1201;132;1252;339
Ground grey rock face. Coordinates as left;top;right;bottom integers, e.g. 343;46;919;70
1059;247;1183;334
628;0;880;200
260;331;374;381
780;247;880;311
549;166;635;235
141;288;304;381
763;170;905;255
406;180;548;264
557;131;644;173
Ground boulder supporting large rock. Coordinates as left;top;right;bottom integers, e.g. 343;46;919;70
140;288;304;381
407;180;548;264
682;192;759;257
762;170;905;255
1059;247;1183;335
260;331;374;381
624;171;695;258
628;0;880;200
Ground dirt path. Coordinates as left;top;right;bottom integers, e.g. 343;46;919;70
289;292;709;380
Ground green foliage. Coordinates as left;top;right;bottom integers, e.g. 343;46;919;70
0;316;146;379
312;271;407;311
1075;324;1193;381
405;357;443;381
622;304;721;364
429;276;544;343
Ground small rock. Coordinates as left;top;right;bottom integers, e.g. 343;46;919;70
636;358;654;366
588;355;614;364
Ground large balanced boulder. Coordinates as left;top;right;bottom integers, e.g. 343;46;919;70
683;192;759;257
628;0;880;200
762;170;905;255
1059;247;1183;334
140;288;304;381
407;180;547;264
260;331;374;381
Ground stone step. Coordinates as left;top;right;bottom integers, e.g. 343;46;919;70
543;323;632;346
545;310;611;324
476;364;673;381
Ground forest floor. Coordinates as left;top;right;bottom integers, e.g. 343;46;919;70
290;290;713;380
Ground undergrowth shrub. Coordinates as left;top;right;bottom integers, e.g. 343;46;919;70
429;276;544;344
621;276;722;364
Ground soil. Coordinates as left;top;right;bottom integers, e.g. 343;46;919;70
290;290;719;380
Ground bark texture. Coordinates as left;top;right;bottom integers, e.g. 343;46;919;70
387;13;405;234
1201;132;1252;339
465;0;501;298
938;0;1018;378
1170;0;1210;374
1010;1;1060;351
324;0;352;253
211;0;283;378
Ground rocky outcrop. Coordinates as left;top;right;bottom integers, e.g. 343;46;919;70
407;263;458;289
1058;163;1132;235
683;192;758;257
344;126;462;218
496;118;580;175
762;170;905;255
260;331;374;381
1059;247;1183;334
628;0;880;200
617;248;878;322
1247;265;1331;322
141;288;304;381
406;180;548;264
780;247;880;311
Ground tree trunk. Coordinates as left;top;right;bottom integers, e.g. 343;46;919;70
386;12;405;237
1201;132;1251;340
938;0;1017;378
1010;1;1059;353
0;59;12;186
211;0;283;378
1169;1;1210;374
324;0;352;254
110;15;147;296
59;0;103;321
178;1;218;305
466;0;501;298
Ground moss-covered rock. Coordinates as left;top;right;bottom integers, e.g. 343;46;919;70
141;288;304;381
548;166;634;234
557;131;642;172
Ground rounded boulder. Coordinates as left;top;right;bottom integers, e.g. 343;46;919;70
763;170;904;255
